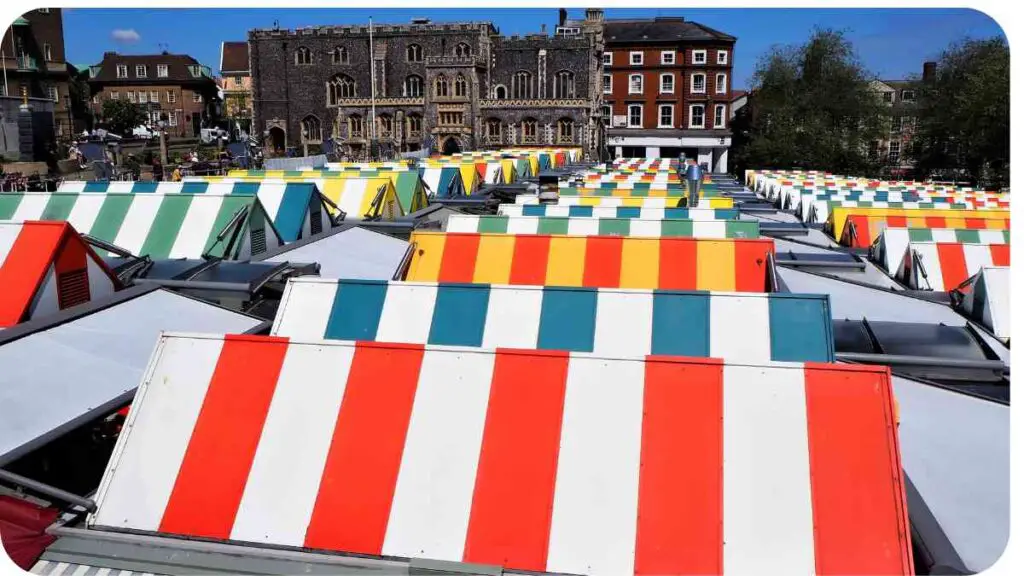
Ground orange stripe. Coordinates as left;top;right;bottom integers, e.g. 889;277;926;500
886;215;907;228
990;244;1010;266
935;243;969;291
304;342;424;554
463;349;569;571
657;238;697;290
733;239;773;292
437;233;481;283
0;221;65;327
804;363;912;575
924;216;946;228
635;358;723;574
158;335;289;539
509;235;551;285
582;236;623;288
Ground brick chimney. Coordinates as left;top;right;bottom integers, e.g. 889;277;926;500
559;8;567;27
923;61;937;83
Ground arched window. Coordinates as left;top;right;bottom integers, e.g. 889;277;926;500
512;71;532;99
557;118;574;144
521;117;537;143
331;47;349;65
328;74;356;105
554;70;574;99
435;74;449;97
493;85;507;99
407;113;422;136
486;118;502;142
454;43;471;57
378;114;394;137
404;75;423;97
348;114;364;137
295;47;312;65
301;115;322;143
454;74;468;97
407;44;423;62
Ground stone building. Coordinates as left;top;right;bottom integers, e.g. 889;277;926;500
248;9;605;159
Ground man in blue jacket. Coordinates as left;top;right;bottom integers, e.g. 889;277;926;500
684;159;703;207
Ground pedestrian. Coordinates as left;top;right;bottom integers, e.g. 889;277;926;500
152;158;164;182
685;158;703;207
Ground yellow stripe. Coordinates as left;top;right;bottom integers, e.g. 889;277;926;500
472;234;515;284
545;236;587;287
944;216;967;228
906;217;927;228
696;240;735;291
459;165;477;193
406;232;446;281
322;180;344;212
619;238;660;289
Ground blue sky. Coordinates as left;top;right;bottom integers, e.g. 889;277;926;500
61;7;1005;88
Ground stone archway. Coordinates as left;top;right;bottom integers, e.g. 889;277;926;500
441;136;462;155
268;126;286;154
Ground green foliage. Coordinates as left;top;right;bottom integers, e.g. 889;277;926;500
101;99;148;137
731;28;886;177
911;37;1009;188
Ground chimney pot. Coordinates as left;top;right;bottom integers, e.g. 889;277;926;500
559;8;567;27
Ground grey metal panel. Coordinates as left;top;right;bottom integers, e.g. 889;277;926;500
264;226;409;280
893;376;1009;572
0;290;263;465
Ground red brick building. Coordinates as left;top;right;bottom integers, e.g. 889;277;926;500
602;17;735;171
87;52;220;138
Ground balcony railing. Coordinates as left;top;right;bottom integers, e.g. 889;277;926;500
15;55;39;71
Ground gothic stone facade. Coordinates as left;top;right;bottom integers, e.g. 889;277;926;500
249;13;605;159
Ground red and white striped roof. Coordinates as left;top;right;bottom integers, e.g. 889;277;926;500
92;334;912;575
0;220;120;328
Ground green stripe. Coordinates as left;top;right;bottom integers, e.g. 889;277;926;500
908;228;932;242
1003;230;1011;242
955;229;980;243
40;194;78;221
660;219;694;237
203;196;256;258
139;195;194;258
537;217;569;235
598;218;630;236
477;216;509;233
88;195;134;242
0;194;23;220
726;221;760;239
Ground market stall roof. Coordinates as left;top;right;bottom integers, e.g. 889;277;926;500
253;224;410;280
446;214;759;238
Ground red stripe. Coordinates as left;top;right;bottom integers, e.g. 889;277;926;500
158;335;289;538
582;236;623;288
990;244;1010;266
635;357;723;575
935;243;969;291
437;233;481;283
924;216;946;228
0;222;65;327
803;363;912;575
733;239;773;292
304;342;424;554
886;215;907;228
509;235;551;285
657;238;696;290
463;349;569;571
963;218;985;229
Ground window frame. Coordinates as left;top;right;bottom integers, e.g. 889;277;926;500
630;51;643;66
192;91;202;103
404;75;423;97
136;65;147;78
157;64;169;78
661;51;675;65
167;90;176;103
717;50;728;65
658;104;674;128
660;73;674;94
554;70;574;99
512;71;533;99
138;91;148;104
602;74;612;94
601;104;612;126
295;47;312;65
692;49;707;65
628;74;643;94
602;52;612;66
47;86;58;103
116;64;128;78
689;103;706;128
110;91;119;100
888;140;901;164
716;73;727;94
43;43;51;62
691;72;706;94
493;84;507;99
627;104;643;128
407;44;423;63
901;89;916;103
714;104;726;128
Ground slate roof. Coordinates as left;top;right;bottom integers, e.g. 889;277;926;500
88;52;215;86
220;41;250;74
604;17;736;44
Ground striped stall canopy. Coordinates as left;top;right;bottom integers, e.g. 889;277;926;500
0;221;120;328
405;232;774;292
447;215;759;239
61;180;333;243
830;208;1011;248
0;192;283;260
90;334;911;576
326;178;405;221
499;204;739;220
271;279;833;362
896;242;1010;291
514;195;735;209
956;266;1010;342
421;166;467;197
871;227;1011;274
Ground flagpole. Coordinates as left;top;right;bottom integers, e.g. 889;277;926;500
369;16;377;160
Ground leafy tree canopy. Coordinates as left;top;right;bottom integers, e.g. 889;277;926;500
101;99;148;137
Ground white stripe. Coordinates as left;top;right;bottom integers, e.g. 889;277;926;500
375;282;437;344
545;206;571;217
270;279;335;338
29;560;50;574
64;194;106;236
112;195;162;255
589;206;617;218
547;355;644;576
638;208;664;220
710;295;772;362
155;182;186;193
498;204;524;215
106;181;136;193
30;265;59;319
206;182;238;196
880;228;911;273
10;193;50;221
168;196;224;258
70;564;91;576
592;290;653;356
256;183;286;220
480;285;543;349
692;220;726;239
0;223;23;268
47;563;69;576
722;364;815;575
962;244;994;281
57;180;87;192
337;179;370;220
911;243;943;290
445;214;479;233
91;336;225;530
86;254;117;302
566;218;599;236
507;216;540;234
979;229;1008;244
230;343;354;546
382;348;495;560
628;219;661;238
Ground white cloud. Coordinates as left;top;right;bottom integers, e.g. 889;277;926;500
111;29;141;44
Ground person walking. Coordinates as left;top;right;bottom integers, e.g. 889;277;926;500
684;158;703;207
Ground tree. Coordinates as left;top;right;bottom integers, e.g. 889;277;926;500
912;37;1008;189
101;99;147;137
731;28;886;177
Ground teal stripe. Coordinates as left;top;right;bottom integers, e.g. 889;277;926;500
714;208;739;219
522;204;546;217
232;182;261;195
428;284;490;347
768;295;834;362
40;194;77;221
273;184;312;242
132;181;158;193
83;181;110;192
181;181;209;194
651;291;710;356
567;205;592;217
537;287;597;352
616;207;641;218
324;280;388;340
0;194;23;219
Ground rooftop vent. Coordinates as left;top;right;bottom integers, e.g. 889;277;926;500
411;17;430;24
